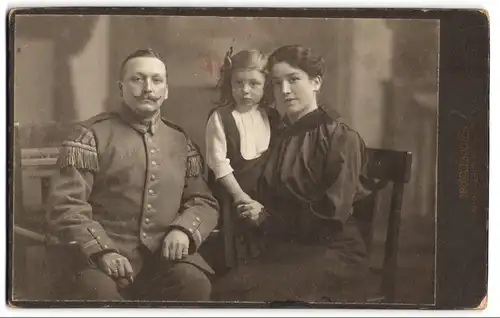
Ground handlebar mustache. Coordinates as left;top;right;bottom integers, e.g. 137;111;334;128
134;95;161;102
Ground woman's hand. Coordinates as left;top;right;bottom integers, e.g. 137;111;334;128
237;200;265;222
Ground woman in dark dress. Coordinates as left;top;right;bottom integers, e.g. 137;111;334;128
213;45;373;302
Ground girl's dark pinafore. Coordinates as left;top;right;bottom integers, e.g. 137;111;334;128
206;105;281;266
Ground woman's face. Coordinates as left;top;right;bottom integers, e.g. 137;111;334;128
270;62;321;116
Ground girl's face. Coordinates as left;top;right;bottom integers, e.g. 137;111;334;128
231;69;266;108
270;61;321;117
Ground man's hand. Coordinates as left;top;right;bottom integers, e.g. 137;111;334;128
97;252;134;282
162;229;190;260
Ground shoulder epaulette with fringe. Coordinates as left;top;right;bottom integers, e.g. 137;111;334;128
186;138;204;178
160;117;203;178
57;112;112;172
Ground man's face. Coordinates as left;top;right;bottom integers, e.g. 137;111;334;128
119;56;168;117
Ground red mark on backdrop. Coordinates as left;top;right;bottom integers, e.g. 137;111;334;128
205;58;213;76
204;58;221;77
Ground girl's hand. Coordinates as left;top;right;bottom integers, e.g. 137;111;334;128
234;193;253;206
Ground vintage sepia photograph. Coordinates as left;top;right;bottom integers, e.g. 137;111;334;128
10;11;442;307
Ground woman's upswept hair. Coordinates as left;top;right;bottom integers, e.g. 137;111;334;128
216;48;272;107
266;45;325;79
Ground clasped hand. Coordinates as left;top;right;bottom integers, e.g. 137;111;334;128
236;200;265;224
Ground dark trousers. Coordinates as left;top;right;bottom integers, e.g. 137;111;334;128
74;249;212;301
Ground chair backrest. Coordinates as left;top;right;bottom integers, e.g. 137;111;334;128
13;123;46;241
365;148;412;183
354;147;413;302
353;148;413;249
13;122;57;243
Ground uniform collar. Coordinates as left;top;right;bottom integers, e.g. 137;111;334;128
116;104;161;135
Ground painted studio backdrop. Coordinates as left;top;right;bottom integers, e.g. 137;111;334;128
13;15;439;303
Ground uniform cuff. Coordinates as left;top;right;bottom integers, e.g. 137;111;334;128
81;227;118;259
171;214;204;252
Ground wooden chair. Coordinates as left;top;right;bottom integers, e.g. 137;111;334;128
361;148;413;302
215;147;413;303
12;122;52;299
12;122;75;300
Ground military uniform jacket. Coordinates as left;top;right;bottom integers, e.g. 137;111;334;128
45;106;220;274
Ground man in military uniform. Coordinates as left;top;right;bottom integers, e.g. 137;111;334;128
45;49;219;301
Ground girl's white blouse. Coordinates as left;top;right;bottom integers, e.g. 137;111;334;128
205;106;271;179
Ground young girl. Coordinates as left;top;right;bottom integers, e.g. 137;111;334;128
205;49;279;263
